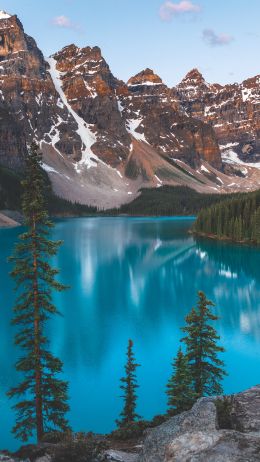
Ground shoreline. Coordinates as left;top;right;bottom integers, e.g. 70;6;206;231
192;230;259;247
0;211;197;228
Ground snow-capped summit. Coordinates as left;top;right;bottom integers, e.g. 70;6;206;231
0;11;11;19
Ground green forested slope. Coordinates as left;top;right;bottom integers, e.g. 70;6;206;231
111;186;232;216
194;190;260;244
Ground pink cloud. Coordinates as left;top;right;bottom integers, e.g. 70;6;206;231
51;15;80;30
202;29;234;46
160;1;201;21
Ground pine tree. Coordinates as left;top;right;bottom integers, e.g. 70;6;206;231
117;339;141;427
166;347;195;416
194;190;260;244
181;291;226;398
8;142;69;443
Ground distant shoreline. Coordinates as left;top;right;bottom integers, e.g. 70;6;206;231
0;211;197;228
192;230;259;247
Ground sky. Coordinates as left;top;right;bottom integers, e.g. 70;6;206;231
1;0;259;86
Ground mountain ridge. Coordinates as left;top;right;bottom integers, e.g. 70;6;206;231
0;12;259;208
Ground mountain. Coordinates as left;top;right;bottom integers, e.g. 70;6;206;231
177;68;260;173
0;11;259;208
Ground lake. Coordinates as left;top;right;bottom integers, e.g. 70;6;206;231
0;217;260;450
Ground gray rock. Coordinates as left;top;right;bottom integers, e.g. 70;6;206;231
103;450;138;461
139;386;260;462
231;385;260;433
35;456;52;462
0;455;30;462
165;430;260;462
139;399;217;462
0;456;15;462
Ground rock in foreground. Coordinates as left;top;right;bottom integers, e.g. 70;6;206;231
139;385;260;461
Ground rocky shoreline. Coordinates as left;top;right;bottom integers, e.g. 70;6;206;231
1;386;260;462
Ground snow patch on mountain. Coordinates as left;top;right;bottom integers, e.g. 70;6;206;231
42;162;71;180
128;81;162;87
126;116;148;143
200;165;210;173
222;148;260;169
47;57;98;170
242;87;253;102
0;11;11;19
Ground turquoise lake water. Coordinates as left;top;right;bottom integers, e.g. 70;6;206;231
0;217;260;450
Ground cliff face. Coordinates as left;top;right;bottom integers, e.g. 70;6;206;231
119;68;222;170
51;44;131;167
0;12;222;174
177;69;260;166
0;11;259;207
0;12;80;168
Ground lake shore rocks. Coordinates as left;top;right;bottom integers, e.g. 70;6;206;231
139;385;260;462
1;386;260;462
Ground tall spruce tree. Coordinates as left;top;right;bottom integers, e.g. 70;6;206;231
117;339;141;427
8;142;69;443
181;291;226;398
166;347;195;415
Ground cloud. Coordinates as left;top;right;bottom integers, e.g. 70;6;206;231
159;1;201;21
202;29;234;47
51;15;80;30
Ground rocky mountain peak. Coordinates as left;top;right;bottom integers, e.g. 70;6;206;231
52;43;121;95
0;11;259;208
180;68;206;86
53;44;103;66
0;11;46;78
127;68;163;87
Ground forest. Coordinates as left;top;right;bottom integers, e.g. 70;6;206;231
193;189;260;244
0;164;235;217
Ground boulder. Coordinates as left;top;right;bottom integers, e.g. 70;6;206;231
139;386;260;462
231;385;260;433
102;449;139;461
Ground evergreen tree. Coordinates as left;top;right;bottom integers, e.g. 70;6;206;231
117;339;141;427
181;291;226;398
166;347;195;415
8;142;69;443
193;189;260;244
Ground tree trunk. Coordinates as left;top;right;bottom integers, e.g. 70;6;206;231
32;216;44;442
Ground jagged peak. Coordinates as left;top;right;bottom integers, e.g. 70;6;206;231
180;68;206;85
81;45;102;55
58;44;79;55
53;44;105;64
0;11;12;20
127;68;163;87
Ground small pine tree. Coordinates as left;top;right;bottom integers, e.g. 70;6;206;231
166;347;195;416
181;291;226;398
117;339;141;427
8;142;69;443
